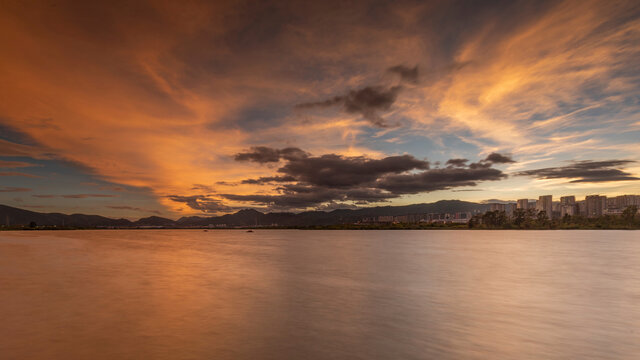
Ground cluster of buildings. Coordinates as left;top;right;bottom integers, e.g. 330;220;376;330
358;194;639;225
488;194;640;219
360;212;474;225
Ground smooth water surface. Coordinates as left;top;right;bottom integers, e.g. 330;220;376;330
1;230;639;359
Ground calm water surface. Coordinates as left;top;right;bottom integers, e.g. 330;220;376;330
1;230;639;359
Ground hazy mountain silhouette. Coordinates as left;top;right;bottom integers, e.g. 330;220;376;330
0;200;488;228
0;205;132;227
133;216;177;227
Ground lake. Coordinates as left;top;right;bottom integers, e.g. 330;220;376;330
1;230;639;359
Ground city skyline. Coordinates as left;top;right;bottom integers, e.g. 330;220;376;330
487;193;640;218
1;192;638;224
1;0;640;218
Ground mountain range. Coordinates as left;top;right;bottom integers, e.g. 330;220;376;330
0;200;489;228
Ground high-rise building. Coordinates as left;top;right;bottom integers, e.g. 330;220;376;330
560;196;577;218
614;195;640;209
561;205;577;217
517;199;529;209
585;195;605;218
536;195;553;219
577;200;587;216
489;203;506;212
488;203;516;218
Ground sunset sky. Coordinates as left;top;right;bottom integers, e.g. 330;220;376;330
1;0;639;218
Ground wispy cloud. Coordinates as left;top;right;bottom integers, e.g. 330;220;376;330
0;172;40;178
0;139;50;159
0;187;31;192
0;160;36;168
106;205;161;215
516;160;640;183
31;194;117;199
61;194;117;199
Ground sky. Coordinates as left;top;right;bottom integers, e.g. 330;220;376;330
1;0;639;219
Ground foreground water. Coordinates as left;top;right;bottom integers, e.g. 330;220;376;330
1;230;639;359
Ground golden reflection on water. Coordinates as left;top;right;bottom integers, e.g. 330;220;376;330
1;230;639;359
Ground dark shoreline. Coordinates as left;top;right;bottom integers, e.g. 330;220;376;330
2;226;640;231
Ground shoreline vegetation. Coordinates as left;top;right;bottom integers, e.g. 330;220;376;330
2;214;639;231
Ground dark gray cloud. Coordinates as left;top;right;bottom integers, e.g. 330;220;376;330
234;146;308;163
446;158;468;167
484;152;515;163
377;167;506;194
222;190;344;209
516;160;640;183
296;86;401;127
167;195;233;213
222;186;396;209
241;175;296;184
222;146;509;209
234;146;280;163
388;65;419;83
215;181;236;186
462;152;515;170
468;161;492;169
277;153;429;187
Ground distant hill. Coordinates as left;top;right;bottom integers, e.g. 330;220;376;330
133;216;176;227
0;204;132;227
175;200;488;227
0;200;488;228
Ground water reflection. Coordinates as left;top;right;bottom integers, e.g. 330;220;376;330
1;230;639;359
